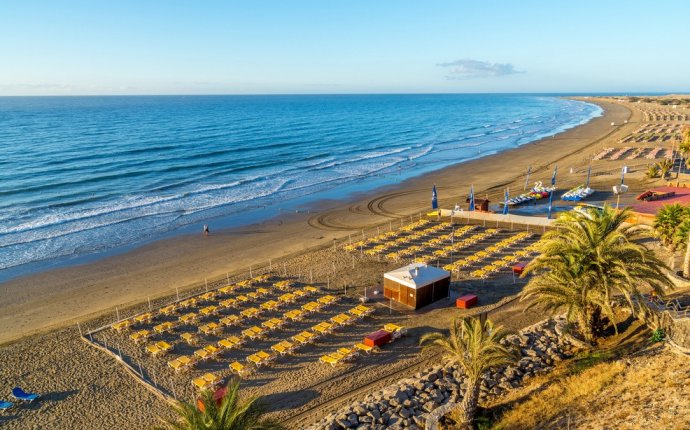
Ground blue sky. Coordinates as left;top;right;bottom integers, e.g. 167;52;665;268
1;0;689;95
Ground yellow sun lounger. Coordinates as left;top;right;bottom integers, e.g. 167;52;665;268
312;322;333;335
167;355;194;372
129;330;150;344
354;342;375;354
236;295;249;303
303;285;318;294
199;305;218;316
179;312;198;324
240;307;260;318
247;350;273;367
159;304;179;315
192;373;219;390
218;285;236;294
194;344;220;361
253;274;270;283
180;332;198;345
317;295;337;305
199;291;217;301
146;340;173;356
218;338;236;349
199;322;221;335
229;361;247;376
237;279;251;287
111;320;132;332
247;291;259;301
271;340;295;355
260;300;279;311
219;298;237;308
319;354;340;366
242;326;264;339
274;280;292;290
134;312;154;324
179;298;198;308
284;309;304;321
154;321;176;334
220;315;240;326
278;293;297;303
255;287;270;296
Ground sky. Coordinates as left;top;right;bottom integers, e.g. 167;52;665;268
1;0;689;95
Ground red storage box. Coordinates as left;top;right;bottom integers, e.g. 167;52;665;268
456;294;478;309
512;263;527;275
364;329;392;347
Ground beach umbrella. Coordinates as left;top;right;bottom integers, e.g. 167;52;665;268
551;165;558;187
586;163;592;188
547;189;554;219
502;188;509;215
431;185;438;210
523;165;532;190
469;185;475;211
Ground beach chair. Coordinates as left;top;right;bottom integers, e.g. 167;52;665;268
255;287;270;297
167;355;194;372
179;298;198;308
111;320;132;332
191;373;219;391
179;312;198;324
236;295;249;304
199;322;221;335
220;315;240;327
338;347;357;359
153;321;175;334
319;354;340;366
199;305;219;317
271;340;295;356
219;298;237;308
240;307;260;319
134;312;154;325
260;300;279;311
291;333;309;345
229;361;247;376
273;280;292;290
278;293;296;304
199;291;217;302
11;387;40;403
236;279;251;288
262;319;278;330
129;330;151;344
218;337;236;350
218;285;236;295
0;401;13;413
354;342;376;354
383;323;406;339
180;332;198;345
303;286;318;295
247;292;259;301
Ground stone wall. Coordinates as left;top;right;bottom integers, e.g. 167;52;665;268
305;316;575;430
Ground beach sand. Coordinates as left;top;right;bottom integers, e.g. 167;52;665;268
5;96;686;430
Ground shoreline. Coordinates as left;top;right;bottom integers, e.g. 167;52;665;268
0;98;632;344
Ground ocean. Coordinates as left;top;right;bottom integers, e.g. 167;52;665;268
0;94;601;279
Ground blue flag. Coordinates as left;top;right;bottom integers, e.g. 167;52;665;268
431;185;438;209
551;165;558;186
469;185;475;211
502;188;509;215
547;189;554;219
621;166;626;186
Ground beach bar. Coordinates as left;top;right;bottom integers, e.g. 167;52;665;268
383;263;450;309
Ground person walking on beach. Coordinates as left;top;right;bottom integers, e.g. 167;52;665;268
203;224;209;236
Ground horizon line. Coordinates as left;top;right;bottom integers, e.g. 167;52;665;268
0;91;685;98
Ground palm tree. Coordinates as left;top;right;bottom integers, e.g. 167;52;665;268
155;380;284;430
645;164;660;179
420;318;516;430
521;205;673;343
656;158;673;179
654;203;688;248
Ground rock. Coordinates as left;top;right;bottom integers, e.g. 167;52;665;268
368;408;381;420
354;405;367;416
336;418;352;428
347;414;359;426
422;401;436;413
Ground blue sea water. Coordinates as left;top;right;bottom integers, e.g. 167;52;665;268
0;94;601;278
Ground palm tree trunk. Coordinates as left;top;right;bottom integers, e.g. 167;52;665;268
683;233;690;278
456;377;481;430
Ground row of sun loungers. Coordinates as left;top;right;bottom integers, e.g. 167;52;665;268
319;322;404;367
0;387;41;412
443;232;533;274
345;220;445;253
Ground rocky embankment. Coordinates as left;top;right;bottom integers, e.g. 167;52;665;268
305;317;576;430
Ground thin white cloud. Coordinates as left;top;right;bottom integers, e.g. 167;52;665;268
438;59;524;79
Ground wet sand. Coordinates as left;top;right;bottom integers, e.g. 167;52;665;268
0;98;634;345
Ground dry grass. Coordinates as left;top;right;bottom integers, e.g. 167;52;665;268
486;317;690;430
